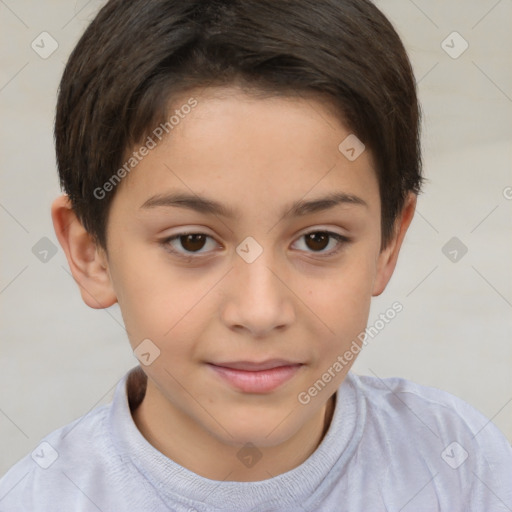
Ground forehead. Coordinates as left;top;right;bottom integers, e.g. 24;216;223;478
113;86;379;217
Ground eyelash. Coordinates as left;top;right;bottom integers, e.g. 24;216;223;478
160;230;349;260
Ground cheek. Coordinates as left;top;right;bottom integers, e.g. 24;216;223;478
111;257;216;353
308;250;376;352
106;249;166;343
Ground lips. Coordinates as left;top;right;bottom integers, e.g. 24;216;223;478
207;359;303;393
211;359;301;371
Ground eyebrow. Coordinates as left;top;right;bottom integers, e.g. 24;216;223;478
140;190;367;220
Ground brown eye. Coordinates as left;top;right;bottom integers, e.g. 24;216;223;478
293;231;349;256
179;234;207;252
162;230;348;260
304;232;330;251
162;232;218;258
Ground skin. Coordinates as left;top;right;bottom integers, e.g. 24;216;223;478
51;86;416;482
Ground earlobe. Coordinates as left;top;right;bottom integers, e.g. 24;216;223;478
51;194;117;309
372;193;417;297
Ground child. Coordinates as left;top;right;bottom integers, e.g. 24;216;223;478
1;0;511;510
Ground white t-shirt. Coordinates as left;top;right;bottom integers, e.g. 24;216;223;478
1;367;511;511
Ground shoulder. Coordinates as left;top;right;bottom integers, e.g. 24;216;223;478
351;372;506;440
0;369;161;511
346;372;512;509
0;403;115;510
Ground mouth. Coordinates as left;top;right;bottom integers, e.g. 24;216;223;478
207;359;304;393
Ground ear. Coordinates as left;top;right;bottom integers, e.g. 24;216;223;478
51;194;117;309
372;193;417;296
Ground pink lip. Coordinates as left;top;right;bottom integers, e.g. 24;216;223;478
208;360;303;393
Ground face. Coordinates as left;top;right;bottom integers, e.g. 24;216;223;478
101;86;394;447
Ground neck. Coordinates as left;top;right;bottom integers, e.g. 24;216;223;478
129;369;336;482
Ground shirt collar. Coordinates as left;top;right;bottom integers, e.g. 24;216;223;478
108;366;365;511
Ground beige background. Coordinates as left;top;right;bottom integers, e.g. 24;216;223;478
1;0;511;476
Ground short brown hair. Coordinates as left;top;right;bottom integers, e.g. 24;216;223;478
55;0;422;250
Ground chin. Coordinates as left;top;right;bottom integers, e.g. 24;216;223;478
205;406;305;448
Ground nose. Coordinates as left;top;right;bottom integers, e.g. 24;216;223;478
220;248;295;338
